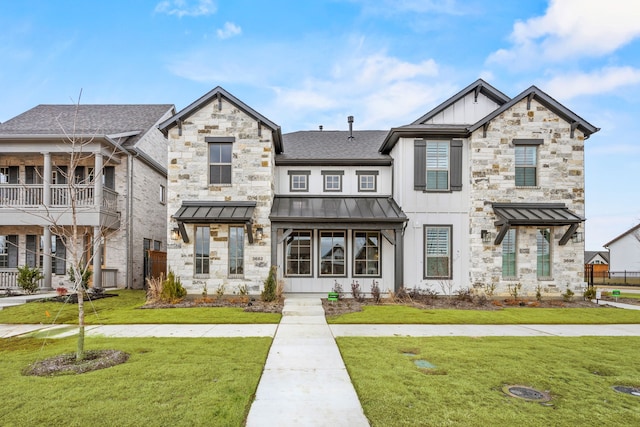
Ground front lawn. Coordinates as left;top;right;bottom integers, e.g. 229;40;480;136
327;305;640;324
0;290;281;324
0;336;271;426
338;336;640;426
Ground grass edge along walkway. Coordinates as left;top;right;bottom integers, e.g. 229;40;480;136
327;304;640;324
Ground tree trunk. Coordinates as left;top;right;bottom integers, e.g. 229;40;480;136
76;286;85;361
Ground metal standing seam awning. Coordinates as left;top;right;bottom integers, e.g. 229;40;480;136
492;203;584;245
270;196;407;223
172;201;257;243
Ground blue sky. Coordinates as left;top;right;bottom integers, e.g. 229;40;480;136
1;0;639;251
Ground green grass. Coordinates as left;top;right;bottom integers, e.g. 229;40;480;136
0;336;271;426
338;336;640;426
0;290;281;324
327;304;640;324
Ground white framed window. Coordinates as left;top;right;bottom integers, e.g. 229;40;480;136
424;225;451;279
356;170;378;192
288;171;310;192
515;146;537;186
209;143;233;185
426;141;449;190
322;171;343;192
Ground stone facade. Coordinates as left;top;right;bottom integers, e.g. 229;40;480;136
166;96;274;294
469;98;586;295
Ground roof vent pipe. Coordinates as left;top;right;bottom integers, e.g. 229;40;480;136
319;125;323;131
348;116;354;141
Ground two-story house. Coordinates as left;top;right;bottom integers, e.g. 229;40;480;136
162;79;598;296
0;104;173;291
381;79;598;295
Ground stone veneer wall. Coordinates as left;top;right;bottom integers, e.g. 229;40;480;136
166;98;273;294
469;98;585;296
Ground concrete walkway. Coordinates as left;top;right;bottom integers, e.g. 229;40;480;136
245;297;369;427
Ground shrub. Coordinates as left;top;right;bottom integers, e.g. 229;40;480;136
160;270;186;303
16;265;43;294
145;274;164;303
68;265;92;289
56;287;68;296
394;287;411;303
332;281;344;300
563;286;575;302
351;281;365;302
507;283;522;300
455;287;473;302
215;284;225;298
237;284;249;296
483;283;496;298
371;280;381;303
535;284;543;302
261;266;277;302
583;286;597;300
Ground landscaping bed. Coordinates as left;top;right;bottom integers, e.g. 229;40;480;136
142;295;283;313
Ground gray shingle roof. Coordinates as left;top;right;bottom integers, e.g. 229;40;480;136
585;251;610;264
0;104;174;145
278;130;391;165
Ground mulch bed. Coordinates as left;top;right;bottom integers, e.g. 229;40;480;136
142;296;284;313
23;349;130;377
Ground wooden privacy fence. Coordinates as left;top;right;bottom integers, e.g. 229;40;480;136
147;250;167;283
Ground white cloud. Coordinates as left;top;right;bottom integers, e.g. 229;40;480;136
216;22;242;40
154;0;216;18
487;0;640;67
543;67;640;100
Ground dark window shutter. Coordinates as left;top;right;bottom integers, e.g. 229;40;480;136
25;166;35;184
26;235;37;267
450;140;463;191
414;139;426;191
8;166;19;184
55;236;66;275
74;167;85;184
104;166;115;190
7;235;18;268
56;166;68;184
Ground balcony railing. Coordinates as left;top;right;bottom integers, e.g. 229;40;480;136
0;184;117;213
0;268;118;290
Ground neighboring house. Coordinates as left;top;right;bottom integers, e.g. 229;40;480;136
161;79;598;296
159;87;281;294
584;250;610;280
0;104;174;291
604;224;640;272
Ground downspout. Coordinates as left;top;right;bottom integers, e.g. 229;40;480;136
126;151;139;288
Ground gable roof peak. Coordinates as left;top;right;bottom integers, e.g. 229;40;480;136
411;79;511;125
157;86;283;152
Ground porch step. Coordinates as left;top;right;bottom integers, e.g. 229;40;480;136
282;306;326;316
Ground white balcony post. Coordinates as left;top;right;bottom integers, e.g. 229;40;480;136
41;153;53;290
94;152;103;209
92;226;102;290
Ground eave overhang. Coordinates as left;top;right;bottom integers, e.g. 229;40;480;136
379;125;470;154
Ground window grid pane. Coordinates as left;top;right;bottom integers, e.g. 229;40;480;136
502;228;517;278
354;231;380;276
195;226;210;275
359;175;375;191
425;226;450;278
426;142;449;190
229;226;244;277
209;143;232;185
285;231;312;276
537;228;551;278
291;175;307;191
324;175;341;191
320;231;346;276
515;146;537;186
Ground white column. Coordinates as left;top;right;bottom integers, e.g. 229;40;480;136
94;152;103;209
92;226;102;289
42;152;53;290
